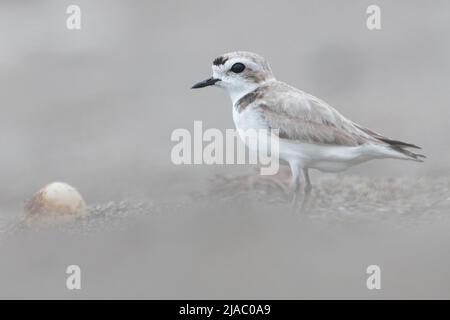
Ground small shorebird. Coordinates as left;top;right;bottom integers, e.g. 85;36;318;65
192;51;425;209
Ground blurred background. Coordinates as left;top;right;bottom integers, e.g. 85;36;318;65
0;0;449;299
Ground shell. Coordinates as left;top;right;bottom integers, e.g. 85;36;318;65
24;182;86;227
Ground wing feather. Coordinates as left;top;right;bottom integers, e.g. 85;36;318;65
256;82;376;146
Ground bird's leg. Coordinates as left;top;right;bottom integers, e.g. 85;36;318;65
291;177;300;209
290;165;304;212
301;168;312;211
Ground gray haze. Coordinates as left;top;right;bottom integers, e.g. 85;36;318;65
0;0;449;299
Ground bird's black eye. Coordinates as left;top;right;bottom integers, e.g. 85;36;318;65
230;62;245;73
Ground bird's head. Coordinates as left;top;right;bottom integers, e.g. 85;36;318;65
192;51;275;104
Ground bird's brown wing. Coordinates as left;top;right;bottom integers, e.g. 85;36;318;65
256;81;377;146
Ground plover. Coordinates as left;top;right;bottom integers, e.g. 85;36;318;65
192;51;425;208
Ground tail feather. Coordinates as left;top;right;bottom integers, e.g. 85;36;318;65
377;137;421;150
390;145;426;162
354;123;426;161
380;137;426;162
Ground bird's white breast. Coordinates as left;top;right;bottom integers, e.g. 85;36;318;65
232;104;267;132
232;103;269;154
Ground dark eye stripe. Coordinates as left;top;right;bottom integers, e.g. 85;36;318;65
230;62;245;73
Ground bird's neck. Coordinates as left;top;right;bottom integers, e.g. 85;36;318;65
227;79;274;106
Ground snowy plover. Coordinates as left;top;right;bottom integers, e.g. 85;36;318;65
192;51;425;208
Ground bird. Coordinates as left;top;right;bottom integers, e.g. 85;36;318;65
191;51;425;209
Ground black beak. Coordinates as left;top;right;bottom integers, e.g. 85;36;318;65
191;77;220;89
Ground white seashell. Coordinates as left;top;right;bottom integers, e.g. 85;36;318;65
24;182;87;227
